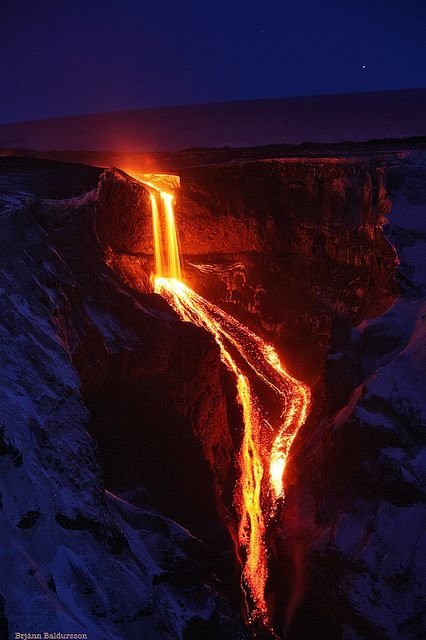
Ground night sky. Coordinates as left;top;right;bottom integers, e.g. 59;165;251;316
1;0;425;123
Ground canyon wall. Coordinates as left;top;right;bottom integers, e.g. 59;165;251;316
100;158;397;383
274;151;426;640
0;149;424;640
100;152;424;640
176;158;397;383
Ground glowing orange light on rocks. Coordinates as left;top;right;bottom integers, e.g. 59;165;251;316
138;177;311;626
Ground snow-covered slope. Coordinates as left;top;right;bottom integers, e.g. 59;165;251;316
278;151;426;640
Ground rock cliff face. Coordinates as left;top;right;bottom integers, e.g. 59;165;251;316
100;159;396;381
175;158;397;382
274;151;426;640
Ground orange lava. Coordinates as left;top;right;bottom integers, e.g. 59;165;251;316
138;178;310;626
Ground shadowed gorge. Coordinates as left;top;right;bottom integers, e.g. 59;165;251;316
114;172;310;628
92;151;405;636
0;145;424;639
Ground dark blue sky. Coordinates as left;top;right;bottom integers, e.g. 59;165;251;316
1;0;425;123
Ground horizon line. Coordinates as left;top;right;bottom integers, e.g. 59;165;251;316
1;86;425;128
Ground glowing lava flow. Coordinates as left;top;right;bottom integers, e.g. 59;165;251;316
150;194;164;275
142;181;310;625
161;191;182;280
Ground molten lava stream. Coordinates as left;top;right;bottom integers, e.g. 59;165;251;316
138;178;311;629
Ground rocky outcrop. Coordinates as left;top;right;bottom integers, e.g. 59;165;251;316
96;168;154;255
39;194;234;533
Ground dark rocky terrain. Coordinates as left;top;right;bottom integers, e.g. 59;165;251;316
0;142;424;640
0;158;247;639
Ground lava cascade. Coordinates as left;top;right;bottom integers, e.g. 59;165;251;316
136;176;311;627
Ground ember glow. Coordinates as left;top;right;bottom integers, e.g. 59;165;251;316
139;178;310;626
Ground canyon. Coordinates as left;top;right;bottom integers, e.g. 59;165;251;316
0;143;424;639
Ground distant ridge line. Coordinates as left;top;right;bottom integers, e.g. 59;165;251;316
0;88;425;153
1;87;425;127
